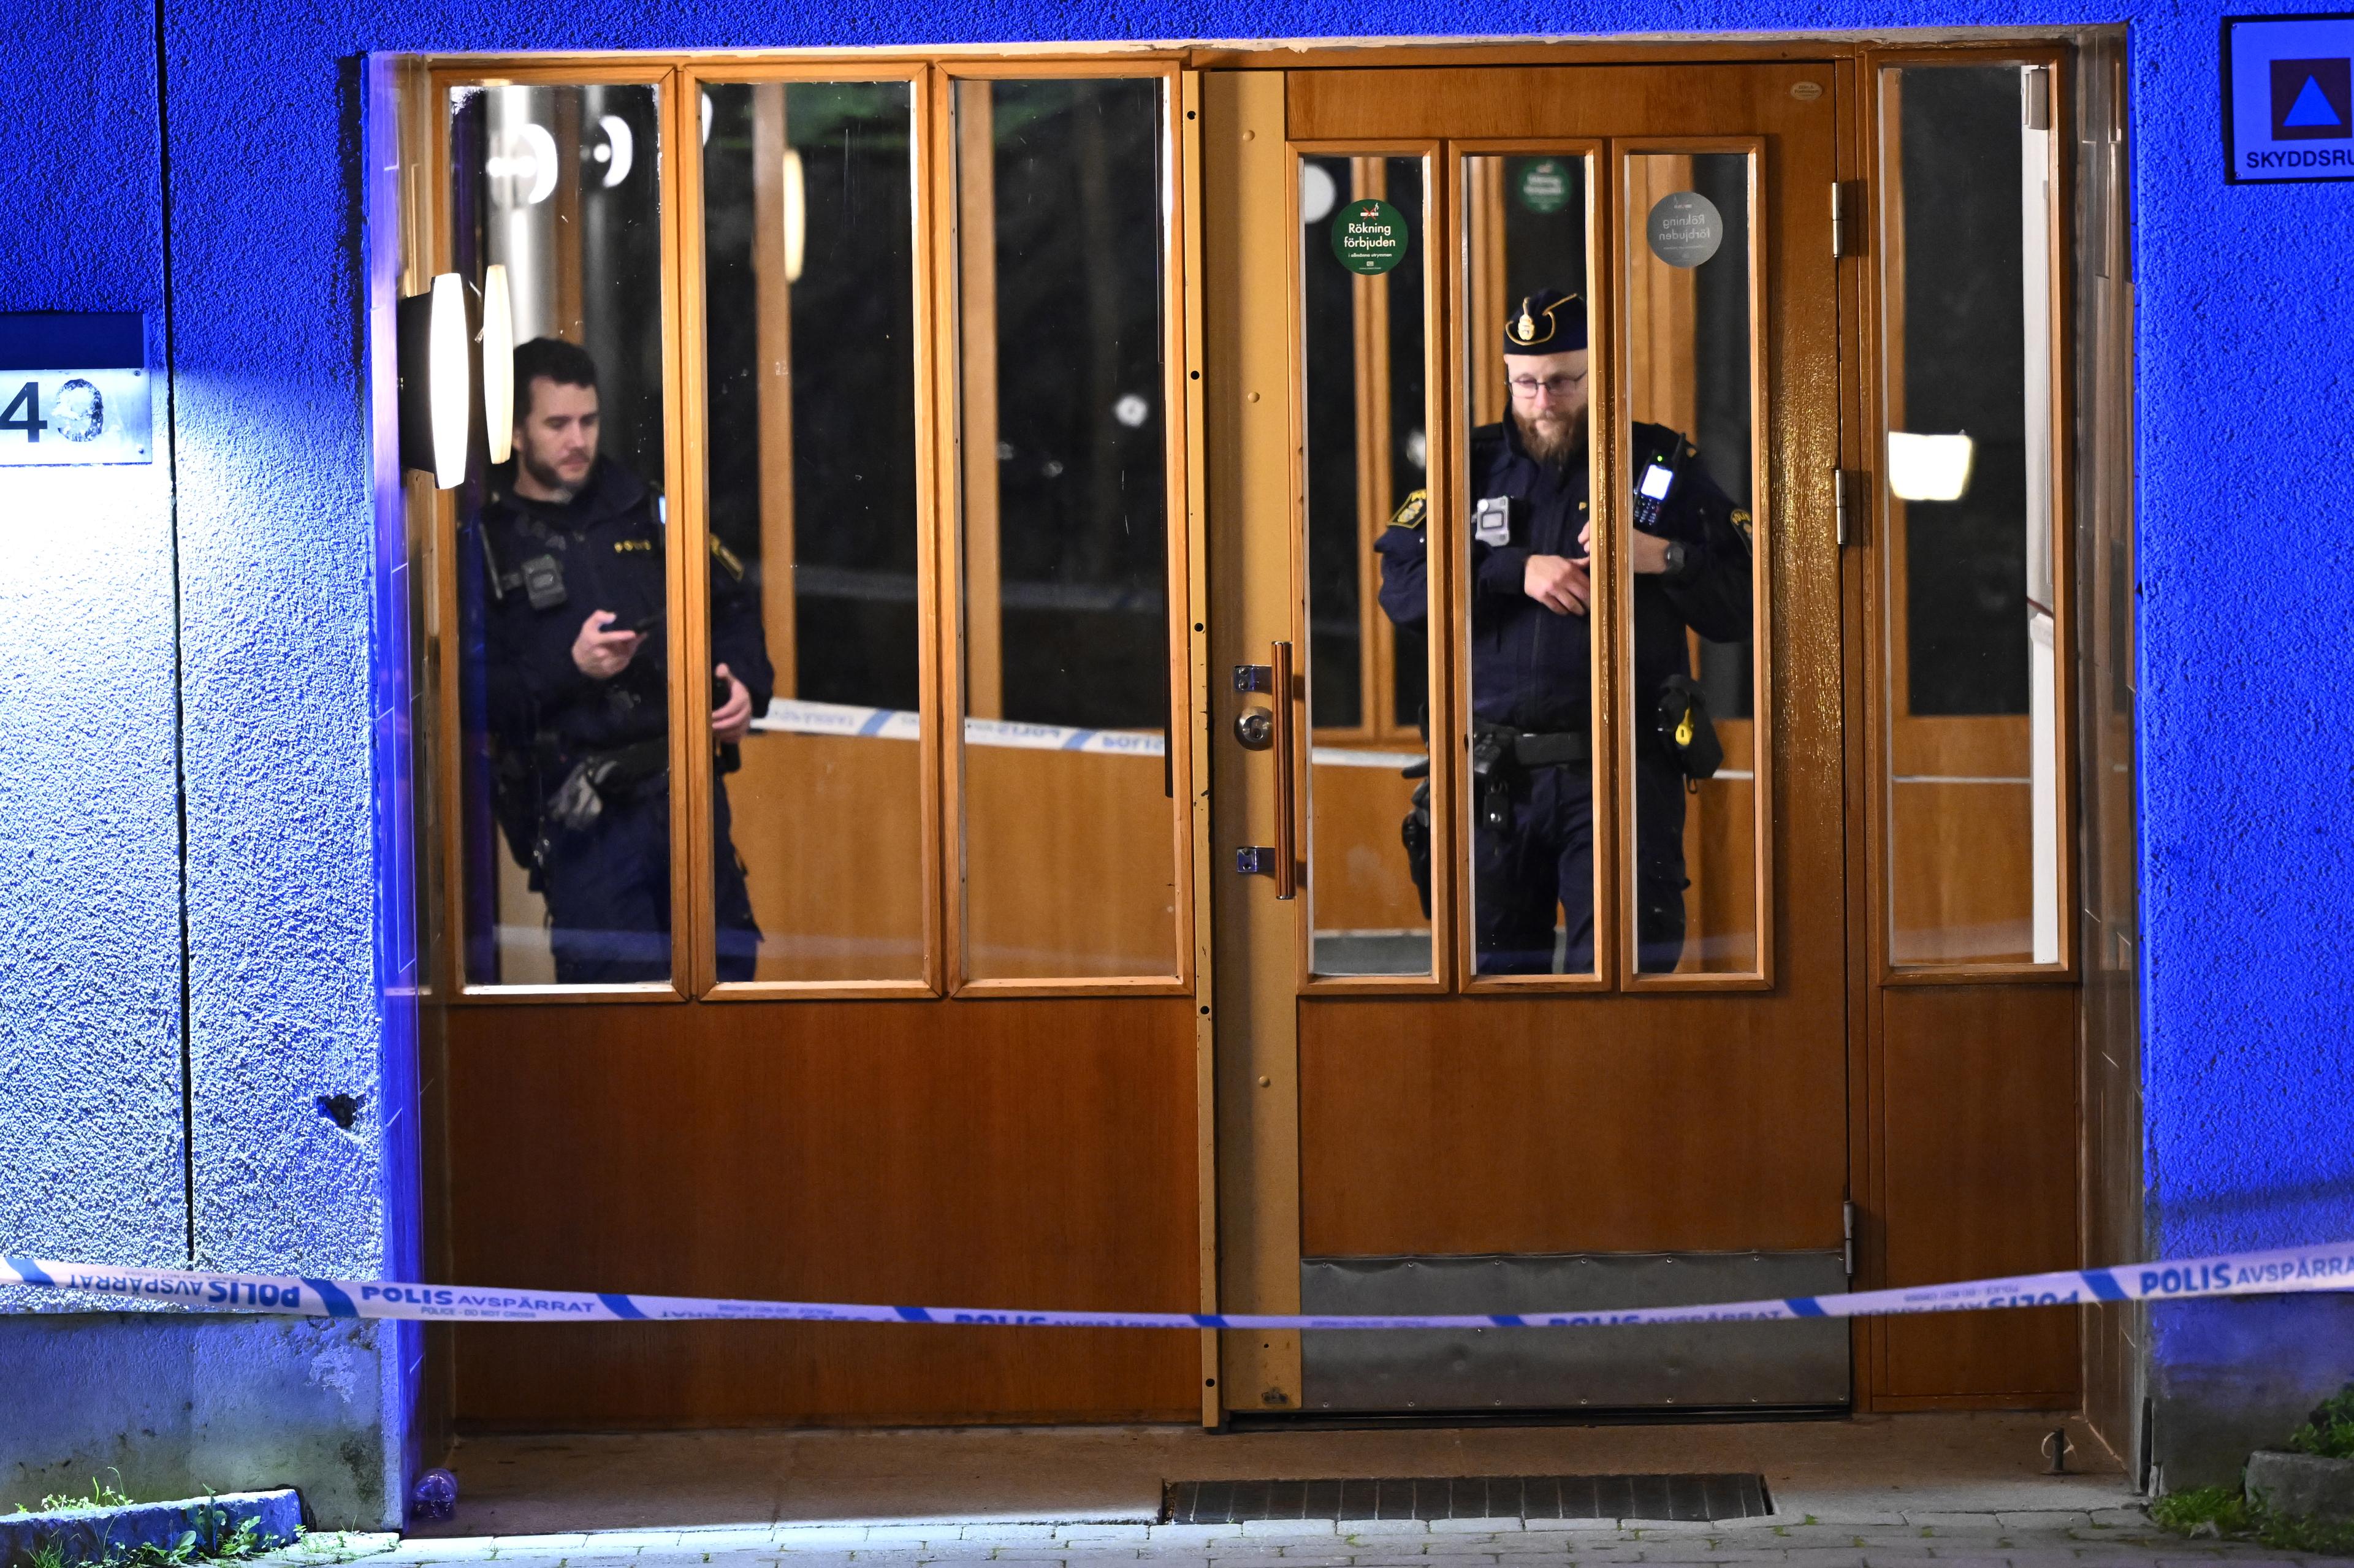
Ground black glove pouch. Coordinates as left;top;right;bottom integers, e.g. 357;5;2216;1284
1656;674;1724;781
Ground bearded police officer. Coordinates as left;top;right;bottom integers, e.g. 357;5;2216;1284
1376;289;1752;975
478;337;771;983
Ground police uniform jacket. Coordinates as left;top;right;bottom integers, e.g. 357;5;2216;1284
478;455;774;764
1374;416;1751;737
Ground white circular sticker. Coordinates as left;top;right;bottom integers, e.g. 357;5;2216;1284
1646;190;1725;269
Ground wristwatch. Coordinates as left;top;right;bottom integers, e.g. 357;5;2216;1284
1660;539;1688;578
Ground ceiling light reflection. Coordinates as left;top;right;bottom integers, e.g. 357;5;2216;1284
1886;431;1975;502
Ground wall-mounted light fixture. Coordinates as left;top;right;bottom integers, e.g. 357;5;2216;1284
1300;162;1338;225
397;273;471;490
1884;431;1975;503
487;121;560;206
594;114;634;188
480;264;515;464
782;148;807;283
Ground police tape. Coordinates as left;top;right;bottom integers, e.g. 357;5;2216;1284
5;1241;2352;1328
755;698;1420;771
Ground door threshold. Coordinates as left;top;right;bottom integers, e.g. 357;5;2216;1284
1222;1404;1851;1433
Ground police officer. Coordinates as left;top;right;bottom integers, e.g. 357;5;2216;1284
1376;289;1751;975
478;337;771;983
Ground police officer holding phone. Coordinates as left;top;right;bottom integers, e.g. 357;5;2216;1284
1376;289;1752;975
477;337;772;983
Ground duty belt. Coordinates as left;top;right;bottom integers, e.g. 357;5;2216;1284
1509;729;1590;767
1474;721;1590;769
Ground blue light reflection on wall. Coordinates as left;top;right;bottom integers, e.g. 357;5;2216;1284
0;465;185;1285
0;0;180;1302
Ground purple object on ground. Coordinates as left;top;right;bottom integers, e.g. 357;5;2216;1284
412;1468;459;1521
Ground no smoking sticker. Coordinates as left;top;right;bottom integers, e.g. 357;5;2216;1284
1645;190;1724;268
1331;199;1410;275
1517;159;1574;214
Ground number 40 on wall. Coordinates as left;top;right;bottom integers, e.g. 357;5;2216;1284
0;371;153;467
0;313;153;468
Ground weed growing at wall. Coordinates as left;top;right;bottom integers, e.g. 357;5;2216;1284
17;1480;136;1518
2291;1390;2354;1461
2152;1387;2354;1556
2151;1486;2354;1554
6;1490;291;1568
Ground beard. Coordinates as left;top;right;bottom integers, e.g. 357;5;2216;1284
520;444;588;500
1514;406;1587;468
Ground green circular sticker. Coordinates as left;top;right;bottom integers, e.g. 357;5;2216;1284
1331;198;1409;275
1517;158;1572;214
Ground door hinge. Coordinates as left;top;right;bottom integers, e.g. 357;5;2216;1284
1834;468;1854;546
1843;1199;1857;1277
1830;181;1863;258
2022;64;2052;131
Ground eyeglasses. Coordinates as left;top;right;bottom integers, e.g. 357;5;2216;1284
1507;372;1588;399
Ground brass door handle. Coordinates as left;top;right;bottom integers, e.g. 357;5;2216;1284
1232;641;1299;899
1268;640;1298;900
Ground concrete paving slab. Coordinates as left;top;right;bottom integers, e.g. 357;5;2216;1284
258;1532;405;1568
375;1415;2318;1568
411;1415;2127;1539
1414;1539;1510;1555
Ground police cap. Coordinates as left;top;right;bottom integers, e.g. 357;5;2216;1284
1502;289;1588;355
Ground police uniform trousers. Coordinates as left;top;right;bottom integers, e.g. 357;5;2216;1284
541;775;761;984
1474;751;1689;976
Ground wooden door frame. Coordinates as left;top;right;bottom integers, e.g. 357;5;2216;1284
1206;55;1852;1420
1197;41;2106;1425
382;33;2126;1445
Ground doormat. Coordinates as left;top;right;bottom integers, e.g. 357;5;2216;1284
1160;1474;1772;1525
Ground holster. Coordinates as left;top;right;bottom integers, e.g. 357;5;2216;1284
1401;764;1433;919
1471;721;1591;829
545;738;671;833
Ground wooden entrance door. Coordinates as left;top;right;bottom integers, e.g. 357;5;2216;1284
1204;63;1853;1416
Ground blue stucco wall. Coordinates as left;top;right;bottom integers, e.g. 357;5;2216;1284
0;0;177;1285
4;0;2352;1520
0;0;411;1528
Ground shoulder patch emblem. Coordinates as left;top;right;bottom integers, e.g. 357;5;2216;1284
1729;508;1754;547
1387;489;1428;531
711;538;747;582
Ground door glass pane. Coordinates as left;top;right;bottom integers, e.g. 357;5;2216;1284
1304;154;1433;979
1623;150;1762;976
1878;65;2063;967
1457;153;1604;979
447;82;672;986
953;77;1179;981
699;80;924;984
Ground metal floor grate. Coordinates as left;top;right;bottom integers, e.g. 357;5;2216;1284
1162;1474;1772;1526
